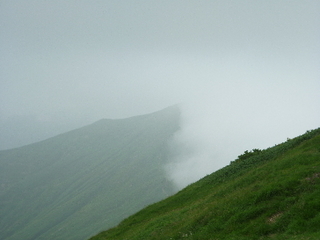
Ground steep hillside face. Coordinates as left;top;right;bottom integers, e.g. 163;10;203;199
90;128;320;240
0;105;180;240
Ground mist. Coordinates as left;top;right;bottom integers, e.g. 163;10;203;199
1;1;319;187
165;56;319;189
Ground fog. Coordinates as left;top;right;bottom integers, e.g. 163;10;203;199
166;75;319;189
1;1;319;186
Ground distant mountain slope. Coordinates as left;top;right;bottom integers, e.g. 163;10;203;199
0;105;180;240
90;128;320;240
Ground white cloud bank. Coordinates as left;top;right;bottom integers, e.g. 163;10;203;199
165;56;319;190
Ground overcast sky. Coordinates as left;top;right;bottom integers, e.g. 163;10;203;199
1;0;320;162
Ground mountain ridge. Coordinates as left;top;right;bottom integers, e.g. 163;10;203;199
0;105;180;240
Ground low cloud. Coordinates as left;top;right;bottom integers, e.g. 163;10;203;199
165;62;319;190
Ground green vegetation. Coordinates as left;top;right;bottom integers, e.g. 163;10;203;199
235;148;262;162
90;128;320;240
0;106;180;240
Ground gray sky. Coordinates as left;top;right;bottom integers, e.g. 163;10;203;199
1;0;320;179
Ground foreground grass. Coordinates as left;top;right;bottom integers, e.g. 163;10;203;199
90;128;320;240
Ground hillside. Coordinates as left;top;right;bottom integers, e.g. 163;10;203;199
90;127;320;240
0;105;180;240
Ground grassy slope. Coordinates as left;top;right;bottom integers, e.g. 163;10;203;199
0;106;180;240
90;128;320;240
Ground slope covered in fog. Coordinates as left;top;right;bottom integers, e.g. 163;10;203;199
0;105;180;240
90;127;320;240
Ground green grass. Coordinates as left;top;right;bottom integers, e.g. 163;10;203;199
0;106;180;240
90;128;320;240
